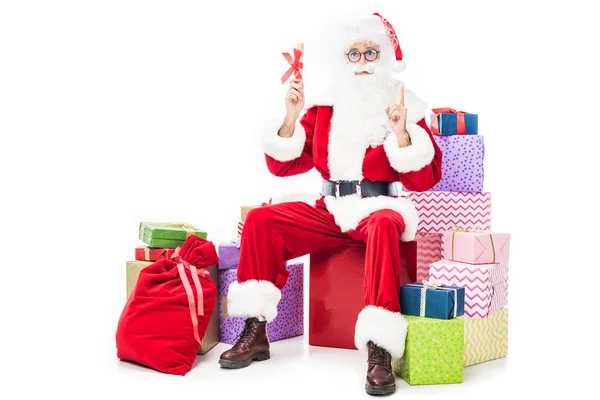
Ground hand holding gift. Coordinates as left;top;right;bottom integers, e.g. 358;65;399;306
282;43;305;126
386;84;411;148
285;77;305;120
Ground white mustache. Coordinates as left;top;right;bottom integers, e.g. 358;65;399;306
351;63;376;74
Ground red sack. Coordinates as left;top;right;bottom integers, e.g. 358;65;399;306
116;235;218;375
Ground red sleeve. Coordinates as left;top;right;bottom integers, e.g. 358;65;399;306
264;107;316;177
397;119;443;191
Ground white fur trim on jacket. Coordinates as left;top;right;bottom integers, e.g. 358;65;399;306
226;280;282;322
383;123;435;173
262;118;307;162
323;194;418;241
355;306;408;359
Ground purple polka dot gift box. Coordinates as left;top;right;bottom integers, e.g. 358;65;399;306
217;240;241;270
219;263;304;343
403;135;485;193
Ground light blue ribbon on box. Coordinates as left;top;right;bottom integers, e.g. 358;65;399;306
230;237;241;249
405;279;459;318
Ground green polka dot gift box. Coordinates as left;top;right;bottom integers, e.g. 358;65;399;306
392;316;464;385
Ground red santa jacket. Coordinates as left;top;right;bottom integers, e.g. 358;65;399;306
261;90;442;241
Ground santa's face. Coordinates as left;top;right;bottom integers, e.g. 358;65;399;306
345;41;381;75
335;39;397;101
338;39;396;91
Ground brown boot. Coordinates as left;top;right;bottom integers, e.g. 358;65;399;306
219;317;270;369
365;341;396;395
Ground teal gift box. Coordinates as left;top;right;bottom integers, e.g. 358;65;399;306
431;109;478;135
401;281;465;319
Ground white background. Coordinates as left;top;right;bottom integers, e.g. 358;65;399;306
1;0;598;398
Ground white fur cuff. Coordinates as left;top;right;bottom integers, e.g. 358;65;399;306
227;280;282;322
383;123;435;173
262;118;307;162
354;306;408;359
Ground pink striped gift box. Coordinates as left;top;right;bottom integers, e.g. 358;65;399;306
415;232;443;281
404;192;492;233
429;259;508;318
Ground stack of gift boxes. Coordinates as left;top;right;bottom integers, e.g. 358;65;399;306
395;109;510;385
218;205;304;344
404;109;486;281
125;222;221;355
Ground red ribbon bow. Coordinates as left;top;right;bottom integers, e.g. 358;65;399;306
171;247;210;344
261;198;273;207
281;48;303;84
430;107;468;136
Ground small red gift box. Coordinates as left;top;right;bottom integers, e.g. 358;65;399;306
135;247;175;262
309;241;416;350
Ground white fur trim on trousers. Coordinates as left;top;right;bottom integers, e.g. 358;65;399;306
262;118;307;162
354;306;408;359
227;280;282;322
323;194;419;241
383;123;435;173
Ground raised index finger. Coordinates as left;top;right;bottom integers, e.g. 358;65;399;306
399;84;405;106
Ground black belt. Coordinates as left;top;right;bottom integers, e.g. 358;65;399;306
321;179;398;198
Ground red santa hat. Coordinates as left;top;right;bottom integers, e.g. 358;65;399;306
341;12;406;74
373;12;405;73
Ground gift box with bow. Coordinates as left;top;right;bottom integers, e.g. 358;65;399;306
280;45;303;84
392;316;464;385
431;108;478;136
139;222;208;248
401;279;465;319
135;247;176;262
430;259;508;318
442;229;510;265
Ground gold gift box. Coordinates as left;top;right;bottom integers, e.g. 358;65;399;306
240;205;261;221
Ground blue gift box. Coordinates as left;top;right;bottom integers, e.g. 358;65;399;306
432;112;478;135
400;282;465;319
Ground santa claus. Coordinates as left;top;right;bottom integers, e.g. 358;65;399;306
219;13;442;395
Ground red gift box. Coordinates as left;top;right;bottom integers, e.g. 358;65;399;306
309;241;417;350
135;247;176;262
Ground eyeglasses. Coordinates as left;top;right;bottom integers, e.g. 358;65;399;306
346;49;380;63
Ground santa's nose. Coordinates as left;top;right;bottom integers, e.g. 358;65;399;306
359;57;368;65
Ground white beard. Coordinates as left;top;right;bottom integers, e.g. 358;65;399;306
327;62;400;181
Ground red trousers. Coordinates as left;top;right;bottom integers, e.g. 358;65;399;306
226;201;411;357
238;201;406;312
